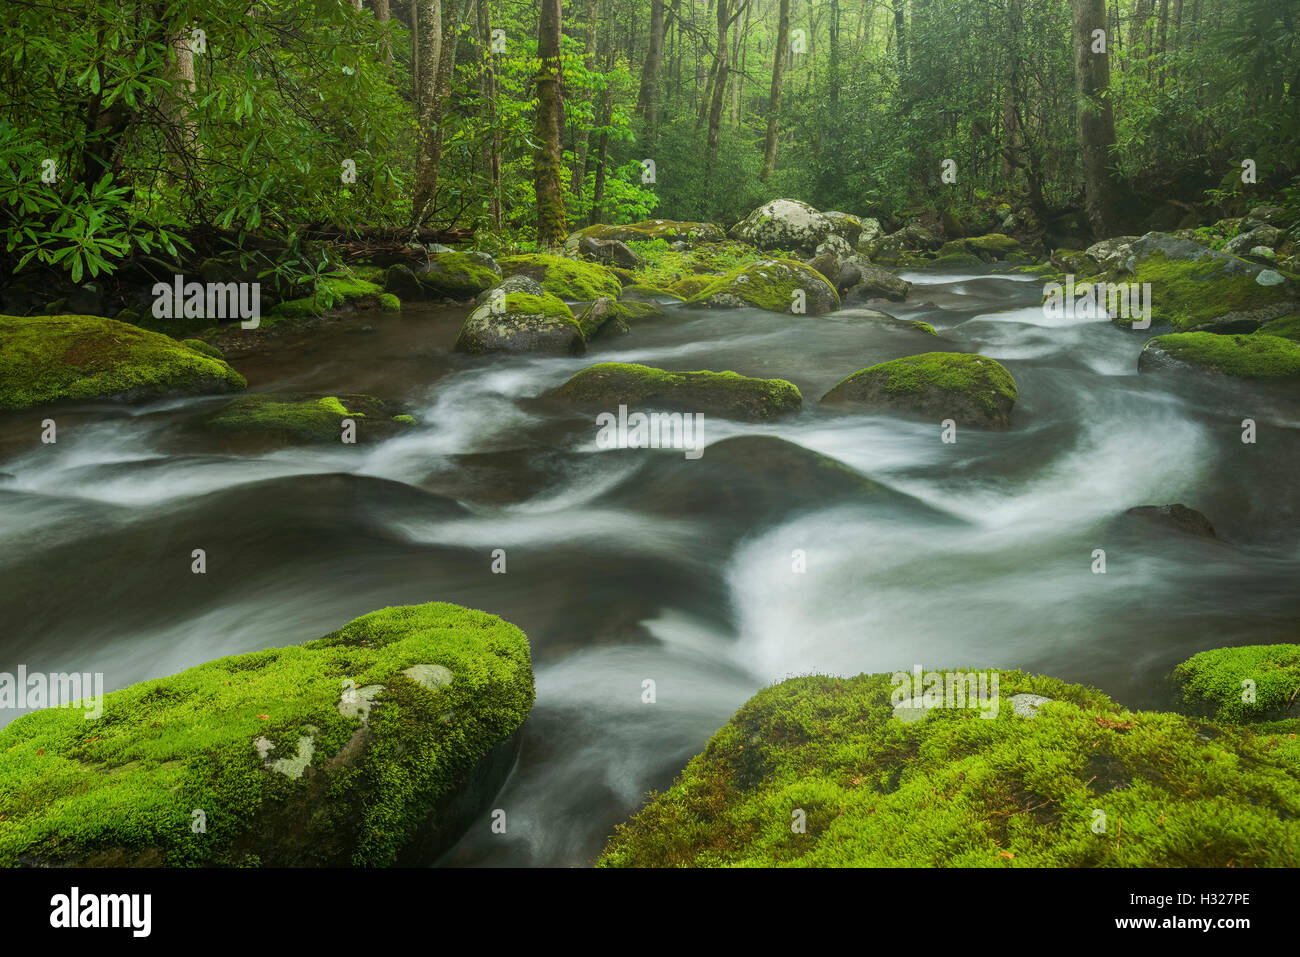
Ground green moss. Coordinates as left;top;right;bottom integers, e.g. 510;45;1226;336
551;361;802;422
831;352;1017;412
688;258;840;314
625;239;773;291
204;393;398;442
0;315;247;411
569;220;725;245
910;321;939;336
1173;645;1300;724
416;253;501;299
620;284;683;301
1112;250;1295;331
1256;313;1300;340
667;276;717;298
0;602;534;867
180;338;224;359
378;293;401;312
1139;332;1300;378
503;292;579;328
598;669;1300;867
498;253;621;300
268;275;384;320
392;414;417;424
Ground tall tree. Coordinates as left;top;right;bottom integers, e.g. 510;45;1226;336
1071;0;1121;237
637;0;667;139
534;0;567;246
760;0;791;181
412;0;469;228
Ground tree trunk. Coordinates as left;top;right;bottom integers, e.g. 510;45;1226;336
1071;0;1120;238
893;0;907;70
413;0;469;228
569;0;600;199
374;0;392;67
760;0;790;181
534;0;567;246
479;0;501;230
703;0;733;203
637;0;666;137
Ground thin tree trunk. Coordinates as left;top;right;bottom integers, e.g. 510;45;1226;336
637;0;666;136
570;0;600;199
760;0;790;181
374;0;392;67
1071;0;1120;238
534;0;567;246
479;0;501;230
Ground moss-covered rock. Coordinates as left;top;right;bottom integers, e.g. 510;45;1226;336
934;233;1024;263
729;199;839;253
412;252;501;299
822;352;1018;430
268;275;384;321
180;338;225;360
0;602;534;867
550;362;802;422
203;393;417;443
575;299;668;339
687;259;840;315
1104;235;1298;332
0;315;247;411
1256;313;1300;341
454;292;584;356
598;668;1300;867
563;221;725;250
378;293;401;312
497;253;621;301
1172;645;1300;725
1138;332;1300;378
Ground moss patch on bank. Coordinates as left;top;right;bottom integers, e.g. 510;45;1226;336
203;393;416;443
0;314;247;410
0;602;534;867
267;275;384;321
598;669;1300;867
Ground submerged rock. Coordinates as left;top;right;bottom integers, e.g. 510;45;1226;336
551;362;801;422
597;665;1300;867
821;352;1018;430
0;314;247;411
0;602;535;866
1138;332;1300;378
687;258;840;315
454;292;584;356
1124;503;1219;539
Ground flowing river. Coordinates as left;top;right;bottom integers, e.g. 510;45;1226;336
2;270;1297;866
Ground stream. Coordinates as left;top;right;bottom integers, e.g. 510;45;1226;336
2;269;1298;866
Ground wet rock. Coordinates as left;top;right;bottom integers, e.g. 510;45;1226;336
578;236;644;270
840;260;911;302
729;198;839;253
686;258;841;315
1125;503;1219;540
821;352;1018;430
454;292;585;356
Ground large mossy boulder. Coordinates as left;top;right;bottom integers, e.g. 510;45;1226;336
454;292;585;356
0;314;247;411
203;393;418;444
1101;232;1297;332
497;253;622;301
597;668;1300;867
1172;644;1300;726
687;258;840;315
550;362;802;422
0;602;534;867
822;352;1018;430
838;260;912;302
728;199;839;254
1137;332;1300;379
385;253;501;301
563;220;725;250
861;224;943;265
